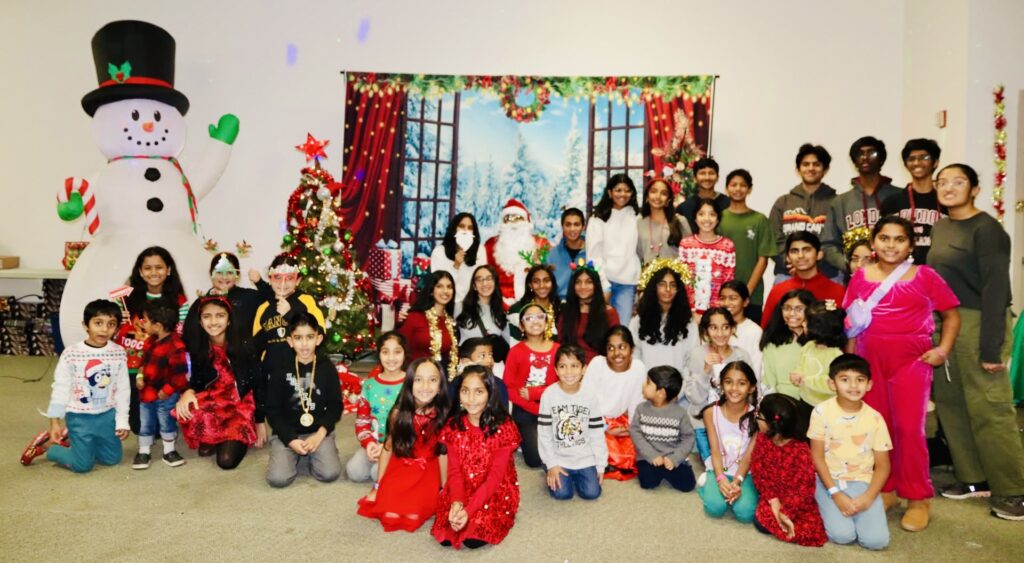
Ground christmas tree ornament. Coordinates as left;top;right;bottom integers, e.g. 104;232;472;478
279;150;375;359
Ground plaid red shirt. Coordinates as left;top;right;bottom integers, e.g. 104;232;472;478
139;333;189;403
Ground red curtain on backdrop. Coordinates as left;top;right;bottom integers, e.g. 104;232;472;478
340;81;406;266
644;90;713;183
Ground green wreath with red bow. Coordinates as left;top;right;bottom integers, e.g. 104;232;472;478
498;77;551;123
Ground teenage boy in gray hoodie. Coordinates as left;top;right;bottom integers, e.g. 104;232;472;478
821;136;903;273
768;144;839;283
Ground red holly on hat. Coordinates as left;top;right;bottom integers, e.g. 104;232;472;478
501;198;531;222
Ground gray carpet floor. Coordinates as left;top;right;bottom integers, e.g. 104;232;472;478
1;355;1022;562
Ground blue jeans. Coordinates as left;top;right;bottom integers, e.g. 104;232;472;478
608;282;636;325
549;466;602;500
694;427;711;462
698;470;758;522
139;393;179;440
814;478;889;550
46;410;122;473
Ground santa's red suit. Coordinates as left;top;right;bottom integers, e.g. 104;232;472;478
484;199;550;309
485;233;550;308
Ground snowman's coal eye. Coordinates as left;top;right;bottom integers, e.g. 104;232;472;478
131;110;140;121
154;111;162;122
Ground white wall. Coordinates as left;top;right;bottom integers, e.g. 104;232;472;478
1;0;906;280
964;0;1024;307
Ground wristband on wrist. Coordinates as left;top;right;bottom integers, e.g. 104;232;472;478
735;474;745;484
372;481;379;490
827;485;841;496
135;374;144;380
715;473;728;483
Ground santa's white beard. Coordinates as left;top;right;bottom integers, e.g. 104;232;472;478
493;221;534;274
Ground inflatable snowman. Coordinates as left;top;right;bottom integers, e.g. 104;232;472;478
57;20;238;343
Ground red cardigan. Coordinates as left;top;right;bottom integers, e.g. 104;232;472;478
399;310;455;363
504;341;559;415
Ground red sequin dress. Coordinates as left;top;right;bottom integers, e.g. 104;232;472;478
749;433;827;547
357;412;442;532
177;345;256;448
431;417;521;549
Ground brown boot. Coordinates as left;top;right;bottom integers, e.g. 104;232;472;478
902;499;931;531
882;491;900;512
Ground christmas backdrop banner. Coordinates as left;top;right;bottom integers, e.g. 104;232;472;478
339;72;716;277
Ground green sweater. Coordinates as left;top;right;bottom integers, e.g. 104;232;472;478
762;340;803;399
795;342;841;406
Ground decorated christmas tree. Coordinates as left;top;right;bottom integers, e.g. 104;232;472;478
280;133;375;359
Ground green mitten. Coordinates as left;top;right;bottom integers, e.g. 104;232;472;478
208;114;240;145
57;192;84;221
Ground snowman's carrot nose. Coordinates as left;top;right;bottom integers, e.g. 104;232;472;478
142;122;154;132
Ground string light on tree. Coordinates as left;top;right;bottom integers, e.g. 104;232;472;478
279;133;375;358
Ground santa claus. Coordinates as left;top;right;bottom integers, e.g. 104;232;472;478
485;199;550;308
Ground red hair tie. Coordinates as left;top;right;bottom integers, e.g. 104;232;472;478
773;414;781;421
199;295;233;311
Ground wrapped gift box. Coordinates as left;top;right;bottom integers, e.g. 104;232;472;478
367;240;402;281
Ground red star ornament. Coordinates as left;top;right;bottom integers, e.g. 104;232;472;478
296;133;329;162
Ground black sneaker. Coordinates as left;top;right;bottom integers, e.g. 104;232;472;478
162;451;186;467
132;453;151;470
940;481;991;499
991;495;1024;521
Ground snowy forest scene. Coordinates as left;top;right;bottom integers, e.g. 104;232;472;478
398;88;646;276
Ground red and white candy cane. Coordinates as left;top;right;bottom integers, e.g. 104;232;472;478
58;177;99;234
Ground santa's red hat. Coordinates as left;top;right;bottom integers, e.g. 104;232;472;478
85;359;103;376
501;199;531;222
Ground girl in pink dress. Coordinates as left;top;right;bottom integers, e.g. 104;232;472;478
843;216;959;532
679;199;736;315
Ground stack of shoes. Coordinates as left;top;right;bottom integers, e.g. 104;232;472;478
19;428;69;466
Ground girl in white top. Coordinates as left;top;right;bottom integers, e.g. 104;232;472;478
629;259;699;372
581;325;646;479
431;212;487;305
586;173;641;323
699;360;759;522
683;307;751;462
455;265;511;365
719;281;763;377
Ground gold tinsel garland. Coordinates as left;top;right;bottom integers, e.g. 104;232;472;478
637;258;696;292
425;307;458;380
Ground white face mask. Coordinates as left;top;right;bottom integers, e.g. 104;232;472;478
455;231;475;251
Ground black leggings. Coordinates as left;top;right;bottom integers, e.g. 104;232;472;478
511;406;542;468
215;440;248;470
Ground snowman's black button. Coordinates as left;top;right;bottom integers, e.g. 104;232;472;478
147;198;164;212
145;168;161;182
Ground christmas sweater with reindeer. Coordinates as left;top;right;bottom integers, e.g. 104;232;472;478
504;341;559;415
537;384;608;473
47;341;130;429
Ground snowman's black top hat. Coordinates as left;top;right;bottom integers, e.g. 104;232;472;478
81;20;190;117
